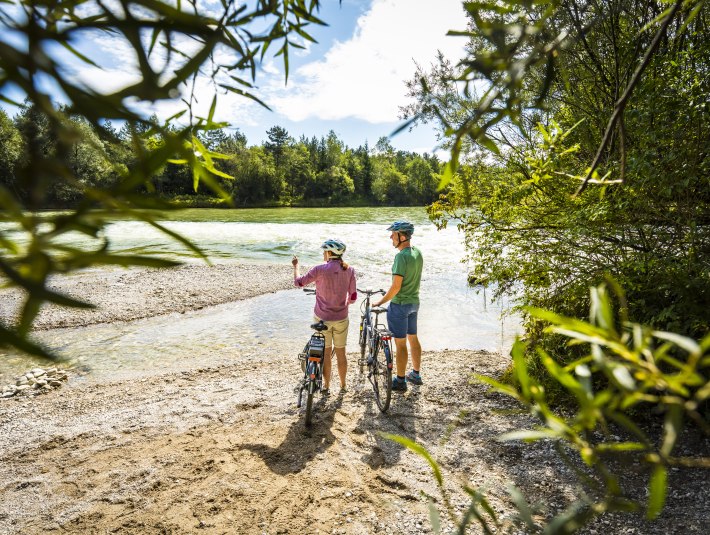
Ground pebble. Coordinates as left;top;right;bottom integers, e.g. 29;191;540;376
1;367;69;399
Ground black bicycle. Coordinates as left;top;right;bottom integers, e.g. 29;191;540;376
296;289;329;426
358;289;393;412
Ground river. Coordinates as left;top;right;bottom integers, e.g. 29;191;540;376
0;207;521;381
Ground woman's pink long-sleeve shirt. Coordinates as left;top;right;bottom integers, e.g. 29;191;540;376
294;260;357;321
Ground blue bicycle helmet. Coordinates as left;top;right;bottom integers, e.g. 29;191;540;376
386;221;414;236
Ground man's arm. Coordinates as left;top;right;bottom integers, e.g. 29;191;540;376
373;275;402;307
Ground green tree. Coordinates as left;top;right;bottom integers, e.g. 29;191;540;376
414;0;710;341
62;115;114;203
372;161;407;205
404;155;438;204
0;109;23;193
305;165;353;202
231;146;281;205
264;125;292;169
355;142;373;198
283;143;315;202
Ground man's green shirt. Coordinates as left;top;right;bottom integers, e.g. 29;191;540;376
391;246;423;305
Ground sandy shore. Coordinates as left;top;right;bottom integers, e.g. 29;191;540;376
0;264;707;534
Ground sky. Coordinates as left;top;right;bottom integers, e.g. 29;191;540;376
1;0;469;155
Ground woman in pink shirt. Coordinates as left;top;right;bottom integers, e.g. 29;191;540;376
292;239;357;393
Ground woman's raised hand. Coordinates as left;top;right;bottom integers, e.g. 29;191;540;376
292;255;299;267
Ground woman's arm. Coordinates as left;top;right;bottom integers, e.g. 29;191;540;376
292;255;301;282
348;268;357;303
293;257;318;287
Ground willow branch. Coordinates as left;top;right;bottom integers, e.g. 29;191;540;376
576;0;685;196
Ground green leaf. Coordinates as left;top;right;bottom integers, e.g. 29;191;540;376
207;95;217;123
477;134;501;155
653;330;700;355
660;405;682;458
497;429;559;442
511;339;531;397
381;433;443;487
646;465;667;519
473;374;521;399
543;501;592;535
595;442;646;453
0;324;55;360
507;484;538;530
61;41;100;67
428;501;441;534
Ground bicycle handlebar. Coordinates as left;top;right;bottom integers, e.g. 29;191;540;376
361;289;385;296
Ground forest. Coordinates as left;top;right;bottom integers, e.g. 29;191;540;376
0;106;442;208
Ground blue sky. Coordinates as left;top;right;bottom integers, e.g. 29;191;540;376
1;0;468;154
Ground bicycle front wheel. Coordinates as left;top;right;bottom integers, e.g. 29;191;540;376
372;339;392;412
358;316;368;372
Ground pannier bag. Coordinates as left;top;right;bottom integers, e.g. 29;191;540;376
308;336;325;358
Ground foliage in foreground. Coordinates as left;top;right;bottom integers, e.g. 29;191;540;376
391;282;709;534
0;0;331;357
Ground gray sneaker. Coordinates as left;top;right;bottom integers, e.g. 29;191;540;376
392;377;408;392
406;371;423;385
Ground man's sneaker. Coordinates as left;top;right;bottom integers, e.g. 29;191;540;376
392;377;408;392
406;371;423;385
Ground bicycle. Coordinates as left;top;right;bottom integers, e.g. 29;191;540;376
296;288;331;426
358;289;394;412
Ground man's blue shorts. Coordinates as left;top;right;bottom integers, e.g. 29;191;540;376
387;302;420;339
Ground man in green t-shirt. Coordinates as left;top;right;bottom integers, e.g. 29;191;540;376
373;220;423;392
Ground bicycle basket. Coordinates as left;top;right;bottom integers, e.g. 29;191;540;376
308;335;325;358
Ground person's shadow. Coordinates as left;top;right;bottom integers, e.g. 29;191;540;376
237;390;343;475
352;368;421;470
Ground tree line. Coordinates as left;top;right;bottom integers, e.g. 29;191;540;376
0;105;443;208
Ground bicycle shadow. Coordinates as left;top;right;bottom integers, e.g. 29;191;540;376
351;369;421;470
237;391;343;475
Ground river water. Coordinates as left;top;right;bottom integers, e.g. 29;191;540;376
1;207;522;381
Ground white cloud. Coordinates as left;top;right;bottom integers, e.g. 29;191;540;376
270;0;467;124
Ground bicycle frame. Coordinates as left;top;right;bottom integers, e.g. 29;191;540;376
358;289;393;412
359;289;384;366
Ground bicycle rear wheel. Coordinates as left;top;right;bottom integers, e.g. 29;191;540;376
372;340;392;412
304;363;316;426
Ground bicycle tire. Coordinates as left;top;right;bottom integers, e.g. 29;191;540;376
372;340;392;412
304;363;316;426
358;316;368;371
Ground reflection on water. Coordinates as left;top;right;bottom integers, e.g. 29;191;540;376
0;207;523;383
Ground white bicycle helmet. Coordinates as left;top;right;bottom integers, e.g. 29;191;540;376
321;238;346;257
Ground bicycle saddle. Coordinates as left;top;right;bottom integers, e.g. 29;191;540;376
371;306;387;314
310;321;329;331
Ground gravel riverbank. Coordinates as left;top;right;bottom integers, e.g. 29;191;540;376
0;264;707;534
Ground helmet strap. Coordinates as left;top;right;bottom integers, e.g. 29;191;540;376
396;233;410;247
